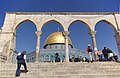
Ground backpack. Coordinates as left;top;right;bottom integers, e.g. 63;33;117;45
16;54;24;60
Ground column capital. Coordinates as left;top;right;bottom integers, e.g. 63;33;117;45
62;31;69;38
89;30;96;37
114;30;120;37
116;30;120;34
13;32;16;37
35;31;42;37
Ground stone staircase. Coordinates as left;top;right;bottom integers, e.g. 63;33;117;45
0;62;120;78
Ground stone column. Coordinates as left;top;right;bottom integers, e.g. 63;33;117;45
35;31;42;63
114;30;120;54
63;31;69;62
7;32;16;63
89;30;98;60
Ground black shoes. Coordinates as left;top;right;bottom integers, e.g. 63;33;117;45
25;70;28;73
15;75;20;77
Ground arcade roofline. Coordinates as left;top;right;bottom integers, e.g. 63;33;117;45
6;12;120;15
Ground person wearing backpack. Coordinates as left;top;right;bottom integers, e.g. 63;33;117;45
15;51;28;77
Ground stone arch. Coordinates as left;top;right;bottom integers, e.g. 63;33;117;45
14;19;37;32
68;20;93;52
94;19;117;32
15;19;37;59
41;20;64;31
95;19;119;58
68;20;92;32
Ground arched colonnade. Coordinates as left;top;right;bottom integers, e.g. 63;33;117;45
0;12;120;62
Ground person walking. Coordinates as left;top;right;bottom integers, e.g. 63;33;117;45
15;51;28;77
107;48;113;61
97;49;103;61
86;44;93;62
102;47;108;61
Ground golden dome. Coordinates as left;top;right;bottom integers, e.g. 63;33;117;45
45;32;72;45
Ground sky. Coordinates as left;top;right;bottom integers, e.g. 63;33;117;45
0;0;120;59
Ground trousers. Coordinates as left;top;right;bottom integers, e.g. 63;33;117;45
88;52;92;61
15;62;27;76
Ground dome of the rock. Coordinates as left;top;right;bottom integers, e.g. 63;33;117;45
45;32;72;45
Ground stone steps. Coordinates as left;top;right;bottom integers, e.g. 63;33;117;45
1;75;120;78
1;62;120;78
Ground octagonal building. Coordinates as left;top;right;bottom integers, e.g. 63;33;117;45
26;32;89;62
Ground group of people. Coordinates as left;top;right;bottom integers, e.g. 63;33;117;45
15;46;118;77
54;53;91;63
86;45;118;62
97;47;118;61
69;56;90;63
53;45;119;63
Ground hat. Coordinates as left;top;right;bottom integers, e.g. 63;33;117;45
88;44;90;46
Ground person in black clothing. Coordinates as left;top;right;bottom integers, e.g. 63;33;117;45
102;47;108;61
54;53;60;62
107;48;113;61
85;57;90;63
74;56;80;62
113;54;118;62
15;51;28;77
